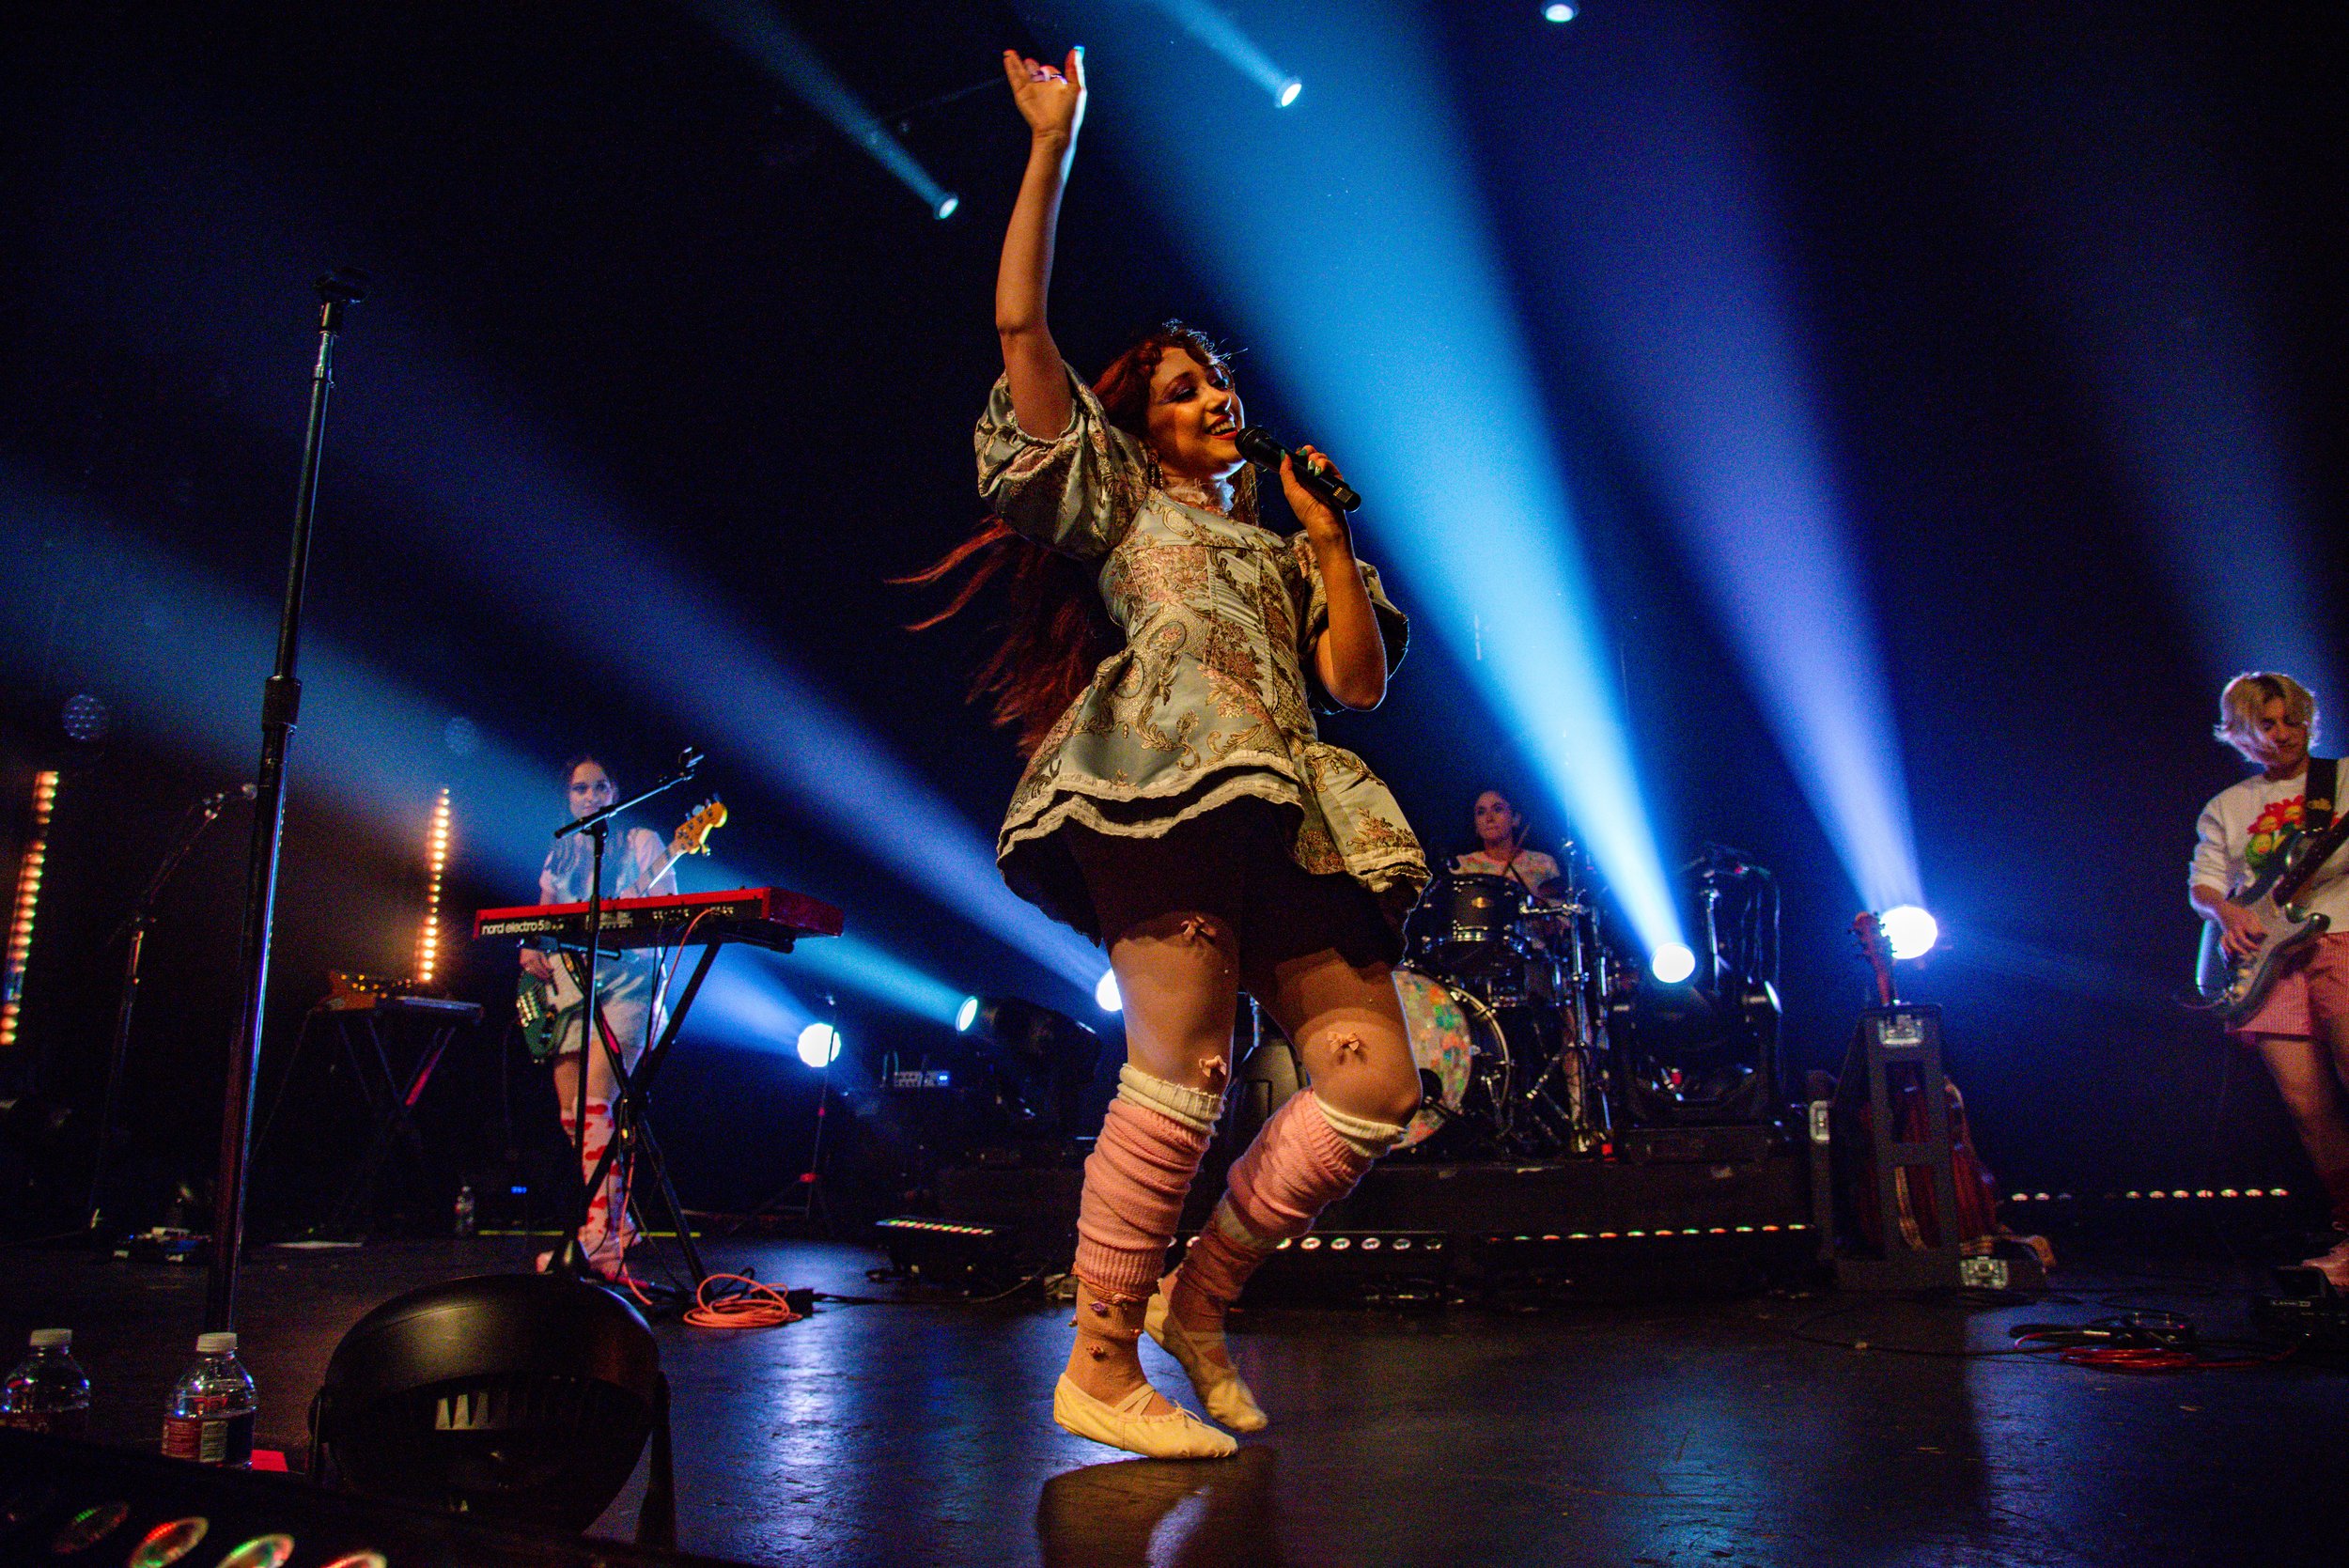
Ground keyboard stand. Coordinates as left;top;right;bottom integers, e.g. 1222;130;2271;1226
571;923;802;1302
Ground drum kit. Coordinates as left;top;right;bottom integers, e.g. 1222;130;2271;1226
1386;864;1616;1157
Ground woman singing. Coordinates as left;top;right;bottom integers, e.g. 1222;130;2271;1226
914;45;1430;1458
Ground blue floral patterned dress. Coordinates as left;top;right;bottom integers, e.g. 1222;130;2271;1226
975;365;1430;942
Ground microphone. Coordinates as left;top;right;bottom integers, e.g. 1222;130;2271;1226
1236;427;1361;513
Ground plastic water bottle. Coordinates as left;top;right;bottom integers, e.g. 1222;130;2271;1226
0;1328;90;1438
161;1331;256;1467
454;1183;477;1236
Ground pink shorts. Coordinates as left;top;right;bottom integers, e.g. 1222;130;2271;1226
2230;931;2349;1040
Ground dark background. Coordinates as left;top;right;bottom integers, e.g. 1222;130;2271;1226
0;0;2341;1234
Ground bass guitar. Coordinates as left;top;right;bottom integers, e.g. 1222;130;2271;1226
2194;806;2349;1025
516;798;727;1062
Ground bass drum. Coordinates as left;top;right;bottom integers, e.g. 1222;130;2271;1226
1227;970;1512;1156
1391;966;1512;1150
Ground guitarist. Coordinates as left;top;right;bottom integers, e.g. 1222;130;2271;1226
2188;672;2349;1288
521;755;678;1278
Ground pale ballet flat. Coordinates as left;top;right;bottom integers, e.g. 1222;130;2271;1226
1145;1281;1268;1433
1052;1374;1237;1459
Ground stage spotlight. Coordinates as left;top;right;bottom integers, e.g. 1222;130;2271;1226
308;1274;668;1536
1612;974;1783;1127
1095;970;1121;1013
1650;942;1697;986
1543;3;1578;22
933;193;960;221
1276;79;1302;108
1879;905;1938;961
796;1021;843;1069
956;995;981;1033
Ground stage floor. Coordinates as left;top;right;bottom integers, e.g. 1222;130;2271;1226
3;1231;2342;1566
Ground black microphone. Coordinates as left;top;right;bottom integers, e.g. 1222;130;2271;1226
1237;426;1361;513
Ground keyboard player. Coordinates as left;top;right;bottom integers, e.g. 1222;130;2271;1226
521;753;677;1278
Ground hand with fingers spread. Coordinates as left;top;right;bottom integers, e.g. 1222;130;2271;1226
1003;45;1086;148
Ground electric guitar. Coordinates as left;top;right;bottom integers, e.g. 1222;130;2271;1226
2194;808;2349;1025
516;798;727;1061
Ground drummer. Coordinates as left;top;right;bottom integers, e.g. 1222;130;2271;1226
1455;788;1565;900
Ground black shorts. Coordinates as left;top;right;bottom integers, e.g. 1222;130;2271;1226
1066;797;1400;976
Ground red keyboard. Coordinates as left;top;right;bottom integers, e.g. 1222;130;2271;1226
473;886;844;951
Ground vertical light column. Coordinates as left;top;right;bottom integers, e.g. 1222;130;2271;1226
1;771;61;1048
414;785;452;987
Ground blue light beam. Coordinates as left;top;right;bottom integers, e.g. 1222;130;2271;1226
0;463;559;888
1042;1;1688;955
691;0;960;218
1138;0;1300;105
1536;6;1925;910
1938;16;2337;705
10;90;1110;1010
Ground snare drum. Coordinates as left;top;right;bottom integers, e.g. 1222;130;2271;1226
1404;872;1527;975
1392;966;1511;1151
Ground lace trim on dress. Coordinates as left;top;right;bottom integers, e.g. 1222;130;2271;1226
1158;472;1233;517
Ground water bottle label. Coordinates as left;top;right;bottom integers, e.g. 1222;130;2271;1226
162;1410;255;1467
0;1407;87;1439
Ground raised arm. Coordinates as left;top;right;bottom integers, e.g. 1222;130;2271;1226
996;46;1086;440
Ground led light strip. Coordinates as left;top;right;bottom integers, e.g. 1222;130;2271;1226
413;786;451;986
1;770;61;1048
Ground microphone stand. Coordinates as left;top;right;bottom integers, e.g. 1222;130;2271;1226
86;788;243;1245
205;270;366;1333
549;746;702;1279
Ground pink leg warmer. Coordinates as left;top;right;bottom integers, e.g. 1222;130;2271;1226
1179;1091;1394;1306
1074;1094;1214;1303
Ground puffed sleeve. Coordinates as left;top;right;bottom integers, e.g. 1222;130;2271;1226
1294;540;1409;712
974;365;1150;561
2190;798;2234;896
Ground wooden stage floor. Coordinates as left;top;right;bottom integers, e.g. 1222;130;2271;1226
3;1231;2343;1566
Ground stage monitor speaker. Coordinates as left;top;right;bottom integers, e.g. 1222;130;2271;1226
0;1427;745;1566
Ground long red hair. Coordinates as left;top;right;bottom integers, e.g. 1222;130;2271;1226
901;322;1255;756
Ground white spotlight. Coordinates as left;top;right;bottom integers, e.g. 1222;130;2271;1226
1542;2;1578;21
1276;78;1302;108
1649;942;1697;986
955;995;980;1033
1879;905;1939;961
1095;970;1123;1013
934;193;960;221
795;1021;843;1069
